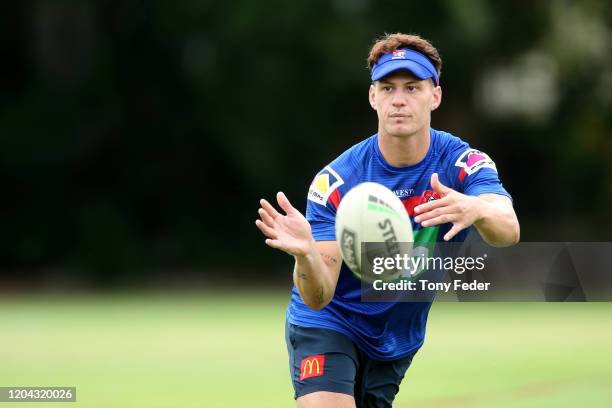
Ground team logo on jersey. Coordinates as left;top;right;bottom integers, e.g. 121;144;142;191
402;190;442;216
308;166;344;206
454;149;497;176
392;49;406;60
300;355;325;380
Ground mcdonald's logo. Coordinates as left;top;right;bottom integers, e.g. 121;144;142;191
300;355;325;380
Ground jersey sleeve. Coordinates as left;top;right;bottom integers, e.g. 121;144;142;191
305;165;344;241
447;140;512;200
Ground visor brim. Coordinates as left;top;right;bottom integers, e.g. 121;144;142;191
371;59;435;83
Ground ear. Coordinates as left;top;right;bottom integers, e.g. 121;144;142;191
431;85;442;111
369;84;377;110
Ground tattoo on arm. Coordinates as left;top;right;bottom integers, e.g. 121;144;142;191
297;271;308;280
317;286;324;303
320;252;338;265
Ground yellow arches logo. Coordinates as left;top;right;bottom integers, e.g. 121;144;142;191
300;355;325;380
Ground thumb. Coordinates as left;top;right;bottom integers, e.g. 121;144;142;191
431;173;451;195
277;191;296;215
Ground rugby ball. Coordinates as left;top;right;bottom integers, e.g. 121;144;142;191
335;182;413;282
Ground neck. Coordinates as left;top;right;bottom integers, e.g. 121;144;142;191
377;127;431;167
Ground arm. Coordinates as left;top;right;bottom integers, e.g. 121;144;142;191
472;193;520;247
292;240;342;310
414;173;520;246
255;192;342;310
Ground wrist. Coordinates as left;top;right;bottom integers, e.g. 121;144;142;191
473;197;492;227
294;237;318;262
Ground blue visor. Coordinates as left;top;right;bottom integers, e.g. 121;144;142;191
371;48;439;85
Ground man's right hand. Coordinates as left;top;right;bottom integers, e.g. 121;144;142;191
255;192;315;257
256;192;342;310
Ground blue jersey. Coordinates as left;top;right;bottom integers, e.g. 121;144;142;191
286;129;511;360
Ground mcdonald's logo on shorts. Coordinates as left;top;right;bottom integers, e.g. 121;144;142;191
300;355;325;380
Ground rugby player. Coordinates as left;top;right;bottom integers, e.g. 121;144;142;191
256;33;520;408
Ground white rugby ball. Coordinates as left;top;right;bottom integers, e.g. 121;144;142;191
335;182;413;282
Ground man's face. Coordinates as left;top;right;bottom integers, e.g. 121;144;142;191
369;70;442;138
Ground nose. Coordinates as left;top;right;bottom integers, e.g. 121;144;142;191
391;90;406;107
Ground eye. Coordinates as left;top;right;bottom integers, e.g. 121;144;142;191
382;85;393;92
407;85;417;92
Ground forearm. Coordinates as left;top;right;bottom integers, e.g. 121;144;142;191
293;243;337;310
474;198;520;247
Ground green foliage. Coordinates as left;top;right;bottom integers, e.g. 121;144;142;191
0;1;610;282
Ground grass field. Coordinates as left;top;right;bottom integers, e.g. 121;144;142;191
1;292;611;407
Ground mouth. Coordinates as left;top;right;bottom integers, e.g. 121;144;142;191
389;113;410;119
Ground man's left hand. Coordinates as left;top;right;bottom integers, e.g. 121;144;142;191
413;173;483;241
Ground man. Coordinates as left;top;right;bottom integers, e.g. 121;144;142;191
255;33;519;407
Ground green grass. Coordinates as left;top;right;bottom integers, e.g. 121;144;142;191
1;293;611;407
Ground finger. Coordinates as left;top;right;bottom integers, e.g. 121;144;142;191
265;238;283;250
444;223;465;241
431;173;452;195
255;219;278;239
414;195;450;216
258;208;275;227
260;198;281;220
420;213;457;227
276;191;296;215
414;206;452;223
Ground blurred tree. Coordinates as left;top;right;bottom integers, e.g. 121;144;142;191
0;0;610;287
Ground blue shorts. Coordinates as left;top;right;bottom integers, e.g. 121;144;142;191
285;322;416;407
